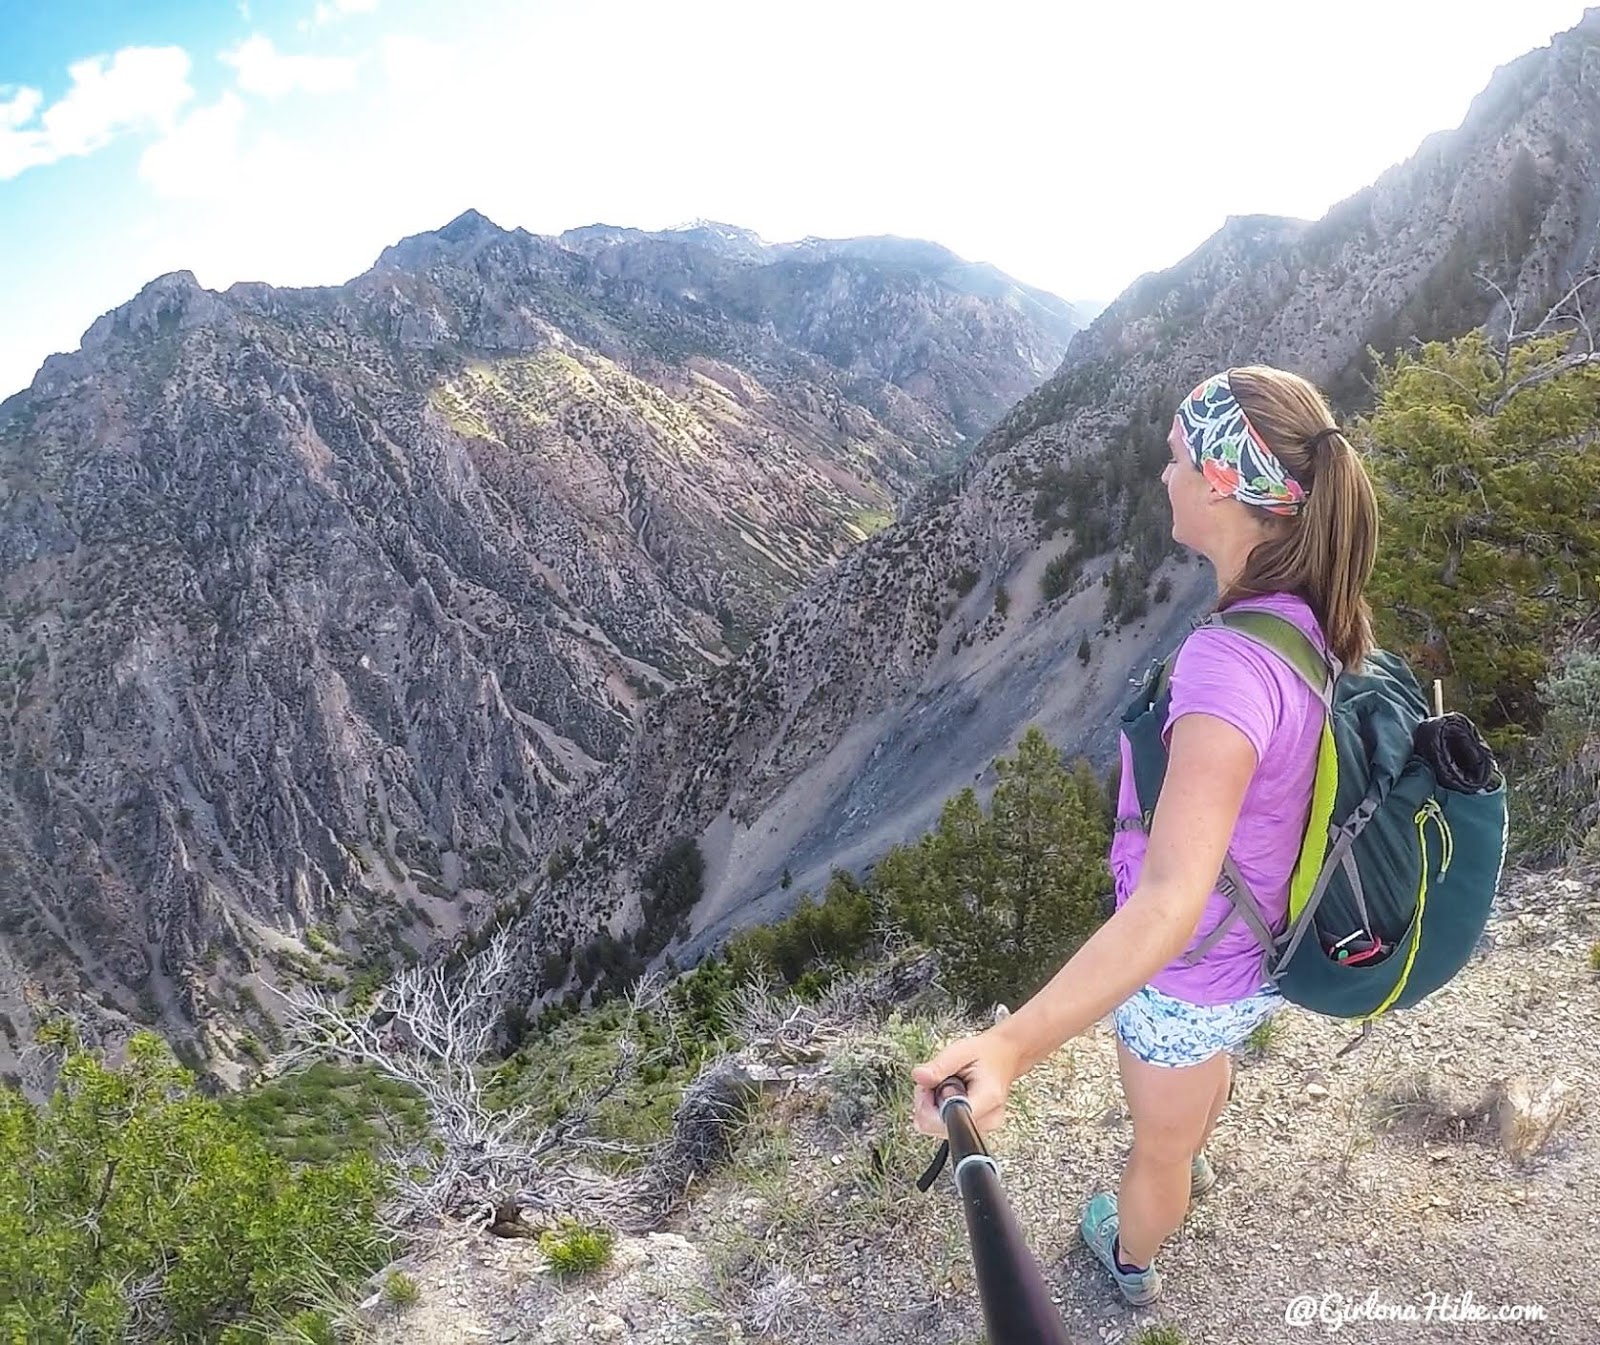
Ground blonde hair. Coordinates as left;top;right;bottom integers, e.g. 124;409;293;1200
1219;365;1378;670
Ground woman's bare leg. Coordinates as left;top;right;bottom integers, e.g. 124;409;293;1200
1114;1040;1229;1267
1195;1051;1233;1154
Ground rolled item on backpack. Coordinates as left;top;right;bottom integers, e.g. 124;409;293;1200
1413;712;1497;795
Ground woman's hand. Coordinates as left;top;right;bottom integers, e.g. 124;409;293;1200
910;1029;1023;1137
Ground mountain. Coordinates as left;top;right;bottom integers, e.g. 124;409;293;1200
552;221;1085;438
0;218;1080;1079
506;10;1600;1003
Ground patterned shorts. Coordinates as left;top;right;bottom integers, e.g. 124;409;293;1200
1113;982;1283;1068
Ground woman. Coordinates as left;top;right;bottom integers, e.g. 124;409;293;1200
911;365;1379;1305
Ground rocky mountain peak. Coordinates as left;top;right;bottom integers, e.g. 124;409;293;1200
0;202;1081;1077
659;220;768;257
77;271;232;353
437;207;501;241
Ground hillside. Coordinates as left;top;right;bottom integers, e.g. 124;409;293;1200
0;216;1078;1079
373;862;1600;1344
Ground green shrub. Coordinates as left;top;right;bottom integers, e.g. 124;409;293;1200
381;1270;420;1308
0;1032;390;1343
1041;553;1079;602
1104;556;1149;625
1510;650;1600;862
666;956;739;1056
345;964;388;1010
486;1001;703;1165
1364;331;1600;748
304;926;337;957
949;567;980;597
638;837;705;951
225;1061;428;1163
1244;1015;1284;1054
724;870;875;988
547;843;576;882
538;1221;615;1276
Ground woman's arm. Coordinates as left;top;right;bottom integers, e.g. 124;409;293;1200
912;710;1260;1134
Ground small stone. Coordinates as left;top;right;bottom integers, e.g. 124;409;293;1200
1305;1084;1330;1100
1495;1075;1575;1159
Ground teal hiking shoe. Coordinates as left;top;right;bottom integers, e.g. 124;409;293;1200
1079;1193;1163;1305
1191;1150;1217;1199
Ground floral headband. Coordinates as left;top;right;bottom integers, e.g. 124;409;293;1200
1174;372;1309;517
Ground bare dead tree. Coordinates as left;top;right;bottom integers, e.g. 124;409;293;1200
269;928;951;1242
1474;268;1600;412
726;981;842;1064
270;925;667;1233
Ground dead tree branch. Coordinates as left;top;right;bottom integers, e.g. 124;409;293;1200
270;926;667;1233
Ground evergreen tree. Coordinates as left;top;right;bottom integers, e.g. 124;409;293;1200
1362;330;1600;745
0;1030;387;1343
878;728;1110;1007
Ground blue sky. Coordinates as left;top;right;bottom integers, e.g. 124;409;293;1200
1;0;1593;399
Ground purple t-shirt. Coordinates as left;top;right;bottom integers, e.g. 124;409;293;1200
1110;592;1327;1005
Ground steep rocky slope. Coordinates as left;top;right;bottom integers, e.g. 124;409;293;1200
512;10;1600;999
377;862;1600;1345
0;217;1077;1077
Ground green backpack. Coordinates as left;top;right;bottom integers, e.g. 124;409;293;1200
1120;609;1509;1021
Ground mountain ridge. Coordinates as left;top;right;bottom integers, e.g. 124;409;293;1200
0;215;1080;1079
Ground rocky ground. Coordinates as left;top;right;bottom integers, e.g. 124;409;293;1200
367;862;1600;1344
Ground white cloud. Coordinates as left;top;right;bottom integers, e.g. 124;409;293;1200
2;86;43;128
305;0;379;30
0;47;193;181
4;0;1593;405
138;94;250;199
221;35;359;97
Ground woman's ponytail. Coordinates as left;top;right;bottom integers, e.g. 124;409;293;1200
1217;366;1379;670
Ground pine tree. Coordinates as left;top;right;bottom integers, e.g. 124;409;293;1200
877;728;1111;1007
1362;330;1600;745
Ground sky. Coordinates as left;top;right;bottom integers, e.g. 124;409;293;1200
1;0;1593;400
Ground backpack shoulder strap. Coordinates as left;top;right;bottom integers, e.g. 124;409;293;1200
1135;606;1342;971
1204;609;1340;708
1179;609;1345;972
